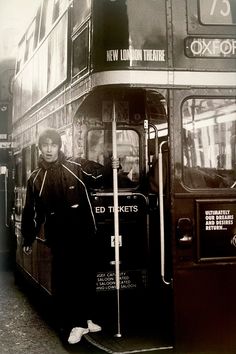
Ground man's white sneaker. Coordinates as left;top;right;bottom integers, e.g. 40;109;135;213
68;327;89;344
87;320;102;332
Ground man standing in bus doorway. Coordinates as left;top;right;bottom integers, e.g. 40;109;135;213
21;128;103;344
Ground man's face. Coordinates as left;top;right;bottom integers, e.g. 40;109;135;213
40;138;59;163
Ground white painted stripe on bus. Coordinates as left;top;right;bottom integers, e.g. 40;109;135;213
91;70;236;87
173;71;236;87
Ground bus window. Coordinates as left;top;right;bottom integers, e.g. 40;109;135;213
147;92;168;166
16;39;26;73
39;0;55;41
31;144;38;171
24;20;36;63
22;147;31;187
39;0;68;41
182;97;236;188
72;25;89;77
14;155;22;188
61;129;72;157
47;14;68;91
87;129;140;188
21;63;33;113
53;0;68;22
72;0;91;31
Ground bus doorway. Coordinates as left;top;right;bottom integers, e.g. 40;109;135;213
72;88;174;353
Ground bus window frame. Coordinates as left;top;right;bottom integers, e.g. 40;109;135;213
71;22;90;80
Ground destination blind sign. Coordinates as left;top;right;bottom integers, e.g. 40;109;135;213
185;37;236;58
199;0;236;25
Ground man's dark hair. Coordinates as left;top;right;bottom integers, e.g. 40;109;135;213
38;129;62;149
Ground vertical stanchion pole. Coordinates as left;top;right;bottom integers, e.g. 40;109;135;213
112;99;122;338
159;141;171;285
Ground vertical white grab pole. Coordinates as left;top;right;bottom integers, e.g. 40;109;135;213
159;141;171;285
112;100;122;337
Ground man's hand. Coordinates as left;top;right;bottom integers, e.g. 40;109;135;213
23;246;32;255
111;157;120;169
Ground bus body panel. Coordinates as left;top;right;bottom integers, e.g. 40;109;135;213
171;87;236;352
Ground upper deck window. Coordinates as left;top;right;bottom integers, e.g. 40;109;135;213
87;129;140;188
54;0;69;20
16;39;26;73
72;0;91;32
182;97;236;189
72;25;89;77
25;22;35;61
39;0;55;40
39;0;69;41
199;0;236;25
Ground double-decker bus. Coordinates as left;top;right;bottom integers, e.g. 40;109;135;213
11;0;236;352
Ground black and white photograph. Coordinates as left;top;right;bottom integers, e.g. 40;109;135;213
0;1;236;353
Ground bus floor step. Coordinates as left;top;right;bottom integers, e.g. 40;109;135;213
84;330;173;354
